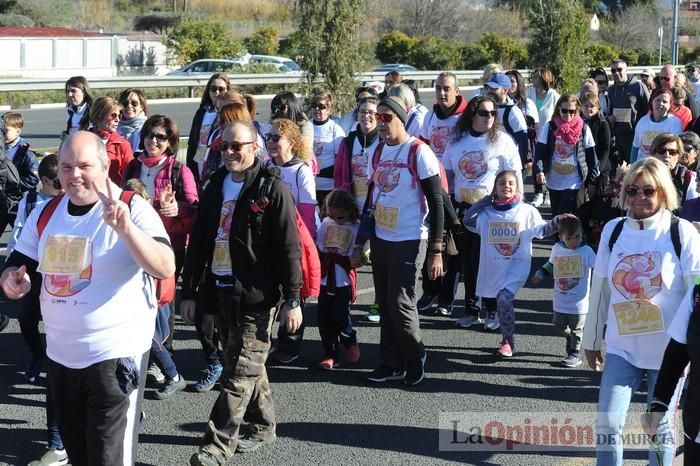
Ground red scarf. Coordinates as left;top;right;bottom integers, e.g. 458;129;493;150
553;114;584;145
139;151;170;168
494;194;521;210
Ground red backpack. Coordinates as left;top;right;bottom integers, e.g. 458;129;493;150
36;192;176;307
253;172;321;299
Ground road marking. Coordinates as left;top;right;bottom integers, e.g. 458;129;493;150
356;287;375;296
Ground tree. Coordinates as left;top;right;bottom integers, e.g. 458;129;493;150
600;3;661;52
527;0;590;94
377;0;467;39
295;0;366;114
462;32;528;70
164;17;243;65
244;26;279;55
134;13;180;35
585;42;620;68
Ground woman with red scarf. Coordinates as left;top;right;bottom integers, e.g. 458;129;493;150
534;94;599;216
89;96;134;184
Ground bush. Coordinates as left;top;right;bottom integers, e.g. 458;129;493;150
586;42;620;68
134;13;180;35
411;36;462;70
164;17;243;66
244;26;279;55
462;32;528;70
0;13;33;26
375;31;416;65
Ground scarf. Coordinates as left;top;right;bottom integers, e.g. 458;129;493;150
553;114;584;145
117;113;147;140
92;128;112;141
140;152;169;168
493;194;521;211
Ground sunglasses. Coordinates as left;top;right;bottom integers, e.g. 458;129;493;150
106;112;120;121
144;131;168;143
265;134;282;143
624;186;658;197
684;145;696;153
560;108;577;115
122;99;140;108
311;103;328;110
219;140;255;152
476;109;498;117
209;85;227;93
375;113;395;123
655;148;680;156
611;67;624;73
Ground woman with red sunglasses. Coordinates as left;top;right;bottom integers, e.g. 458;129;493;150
89;96;134;184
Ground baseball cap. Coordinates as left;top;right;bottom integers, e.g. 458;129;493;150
640;69;653;77
485;73;512;89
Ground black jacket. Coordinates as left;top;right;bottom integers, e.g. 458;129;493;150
585;114;612;174
186;106;208;181
181;160;302;309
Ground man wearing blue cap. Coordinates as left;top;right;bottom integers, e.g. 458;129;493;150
484;72;530;167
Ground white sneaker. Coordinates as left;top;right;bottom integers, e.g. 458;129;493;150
530;193;544;207
484;312;500;331
28;449;68;466
455;315;482;328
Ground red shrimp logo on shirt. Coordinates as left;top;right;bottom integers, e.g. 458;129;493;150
612;252;663;300
429;126;451;156
44;266;93;297
458;151;487;180
217;200;236;240
557;277;580;291
373;160;401;193
352;152;368;178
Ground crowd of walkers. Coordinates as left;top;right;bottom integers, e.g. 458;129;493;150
0;60;699;466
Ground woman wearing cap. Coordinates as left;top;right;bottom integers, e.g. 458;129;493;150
534;94;598;216
590;68;610;115
583;157;700;466
352;96;444;387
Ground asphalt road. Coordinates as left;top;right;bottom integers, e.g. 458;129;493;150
0;208;673;465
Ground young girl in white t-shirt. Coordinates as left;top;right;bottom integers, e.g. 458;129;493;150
315;189;361;370
464;169;565;357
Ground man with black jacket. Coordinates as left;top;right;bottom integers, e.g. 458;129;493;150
184;121;302;466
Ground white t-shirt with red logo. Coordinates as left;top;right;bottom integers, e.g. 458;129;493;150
443;131;521;203
537;123;595;191
366;137;440;242
15;188;169;369
313;119;345;191
420;109;460;161
547;242;597;315
350;136;380;210
316;217;359;287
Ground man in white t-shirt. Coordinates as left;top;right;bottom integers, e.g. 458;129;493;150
0;131;175;466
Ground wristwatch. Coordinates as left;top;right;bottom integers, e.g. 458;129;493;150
286;298;301;308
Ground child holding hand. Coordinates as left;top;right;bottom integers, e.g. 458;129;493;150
464;169;568;357
531;216;596;367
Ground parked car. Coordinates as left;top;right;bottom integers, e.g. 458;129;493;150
249;55;302;74
373;64;418;73
167;59;243;76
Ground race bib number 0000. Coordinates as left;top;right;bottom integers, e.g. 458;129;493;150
488;221;519;244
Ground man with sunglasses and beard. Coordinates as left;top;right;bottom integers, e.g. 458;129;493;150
607;59;650;167
183;121;302;466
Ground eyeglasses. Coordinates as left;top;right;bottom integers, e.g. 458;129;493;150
625;186;658;197
209;85;227;93
684;145;696;153
611;67;624;73
122;99;140;108
655;148;680;156
265;134;282;143
476;109;498;117
219;140;255;152
359;110;376;117
144;131;168;143
375;113;395;123
560;108;578;115
311;103;328;110
106;112;120;121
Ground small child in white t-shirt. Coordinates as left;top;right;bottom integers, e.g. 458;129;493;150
531;216;596;367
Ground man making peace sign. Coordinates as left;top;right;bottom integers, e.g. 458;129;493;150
0;131;175;466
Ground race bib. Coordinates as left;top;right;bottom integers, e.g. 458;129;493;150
211;240;232;275
39;236;90;274
459;187;487;204
325;224;353;253
552;161;576;175
193;144;208;164
352;176;369;198
374;202;399;231
612;300;664;336
641;131;662;155
488;221;519;244
612;108;632;124
554;255;583;279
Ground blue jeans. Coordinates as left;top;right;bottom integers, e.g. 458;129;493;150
596;353;683;466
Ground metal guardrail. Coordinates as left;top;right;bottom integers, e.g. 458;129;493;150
0;66;662;93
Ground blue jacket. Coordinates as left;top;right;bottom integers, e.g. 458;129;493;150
7;137;39;192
